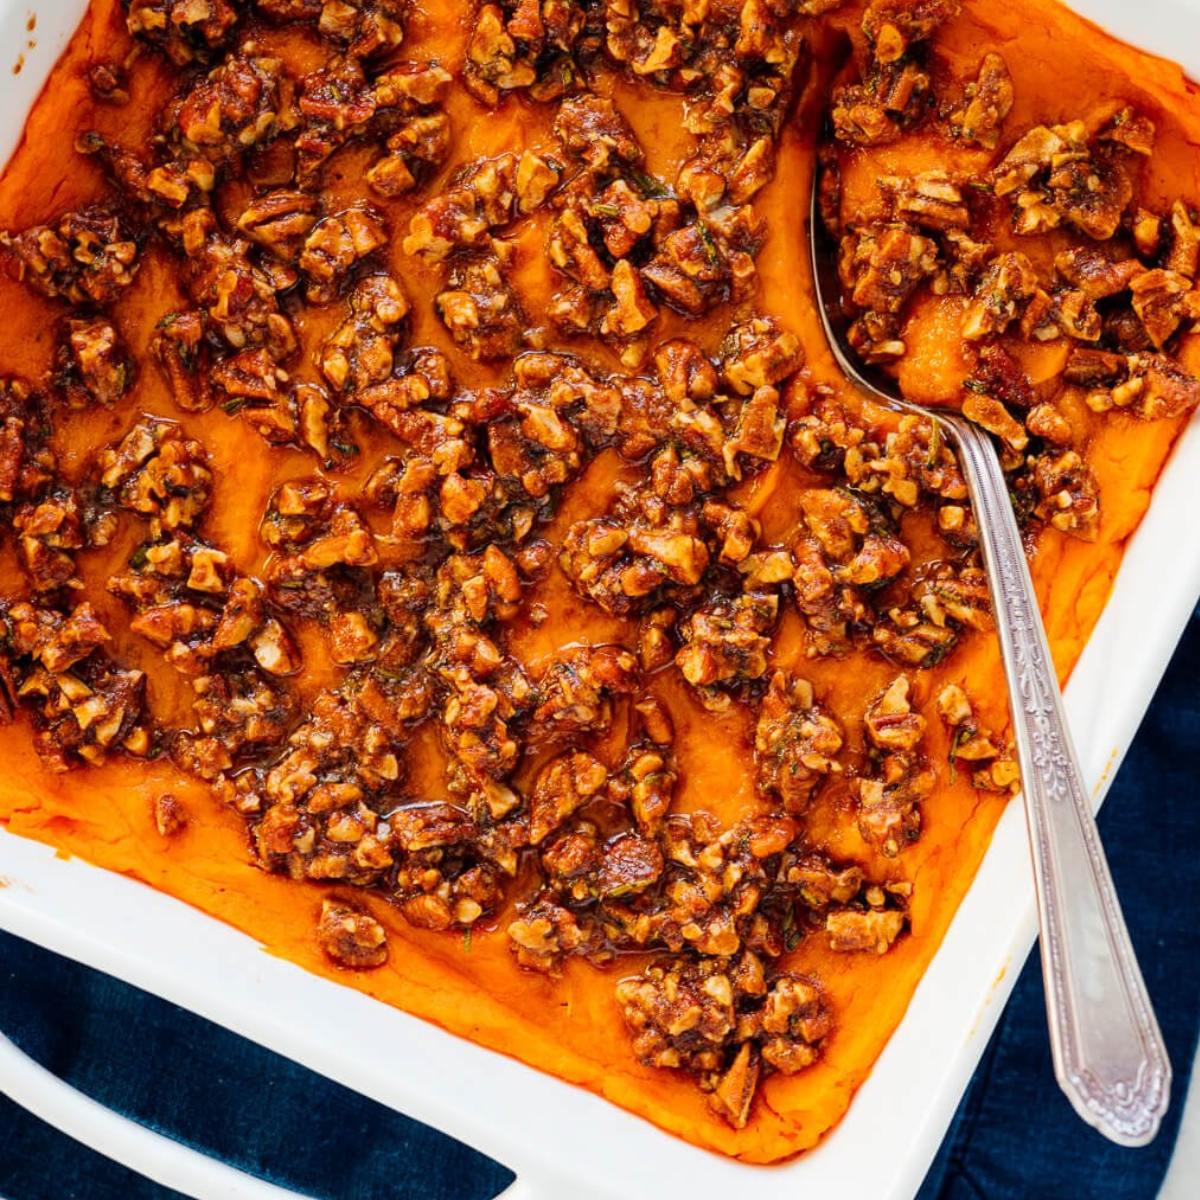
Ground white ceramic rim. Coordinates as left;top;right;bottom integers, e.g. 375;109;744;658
0;3;1198;1197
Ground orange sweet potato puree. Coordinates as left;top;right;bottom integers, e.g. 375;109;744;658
0;0;1195;1165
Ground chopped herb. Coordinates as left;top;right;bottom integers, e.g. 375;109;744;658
591;203;620;218
128;544;149;570
947;725;972;783
222;397;248;415
963;377;988;393
696;221;721;266
628;167;669;199
462;926;473;952
782;906;802;951
920;638;956;669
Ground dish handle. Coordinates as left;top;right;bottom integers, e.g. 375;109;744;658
2;1030;554;1199
0;1031;313;1199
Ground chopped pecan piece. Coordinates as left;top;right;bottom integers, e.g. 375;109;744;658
316;899;388;968
126;0;239;65
436;255;525;361
948;52;1013;148
299;207;388;304
3;208;139;305
755;672;844;812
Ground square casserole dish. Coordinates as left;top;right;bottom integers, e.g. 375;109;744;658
0;2;1198;1196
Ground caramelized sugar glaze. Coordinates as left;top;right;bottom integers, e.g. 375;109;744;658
0;0;1197;1161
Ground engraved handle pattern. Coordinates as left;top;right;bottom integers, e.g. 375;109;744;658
947;415;1171;1146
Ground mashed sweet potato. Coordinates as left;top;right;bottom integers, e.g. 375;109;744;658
0;0;1196;1164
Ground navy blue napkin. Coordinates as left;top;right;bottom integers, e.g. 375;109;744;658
2;608;1198;1200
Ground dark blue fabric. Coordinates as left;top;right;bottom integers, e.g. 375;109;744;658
917;605;1200;1200
2;610;1197;1200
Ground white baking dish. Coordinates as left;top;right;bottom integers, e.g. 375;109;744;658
1;2;1199;1197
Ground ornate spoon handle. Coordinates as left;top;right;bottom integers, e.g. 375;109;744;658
944;415;1171;1145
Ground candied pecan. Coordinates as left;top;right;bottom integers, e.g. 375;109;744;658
246;685;401;881
826;905;907;953
99;419;213;534
126;0;239;65
314;0;405;60
797;488;867;560
910;560;992;633
1096;105;1155;156
528;752;609;845
755;974;832;1074
364;63;454;195
555;94;643;170
507;896;598;974
615;953;829;1128
789;534;869;656
294;54;378;181
675;592;778;705
320;274;411;391
863;0;959;61
608;744;677;836
168;50;293;168
642;206;764;318
755;672;844;812
1129;268;1200;348
13;488;88;593
1;600;147;770
948;52;1013;148
4;600;111;674
864;675;926;751
1026;449;1100;539
831;66;927;146
855;678;934;856
1164;199;1200;277
151;311;212;412
236;189;320;262
937;682;1019;792
87;60;129;104
316;899;388;968
961;392;1028;452
1054;246;1140;300
298;206;388;304
153;792;188;837
532;645;640;740
992;121;1086;197
601;259;659;339
615;952;751;1071
179;209;296;359
436;255;525;362
3;208;139;306
53;318;130;410
882;172;971;232
0;379;55;507
994;116;1141;240
1084;353;1200;420
462;2;537;106
854;753;926;859
784;854;864;910
720;318;804;397
961;251;1038;340
405;151;559;261
840;224;937;358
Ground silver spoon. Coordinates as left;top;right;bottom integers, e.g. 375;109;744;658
807;171;1170;1145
